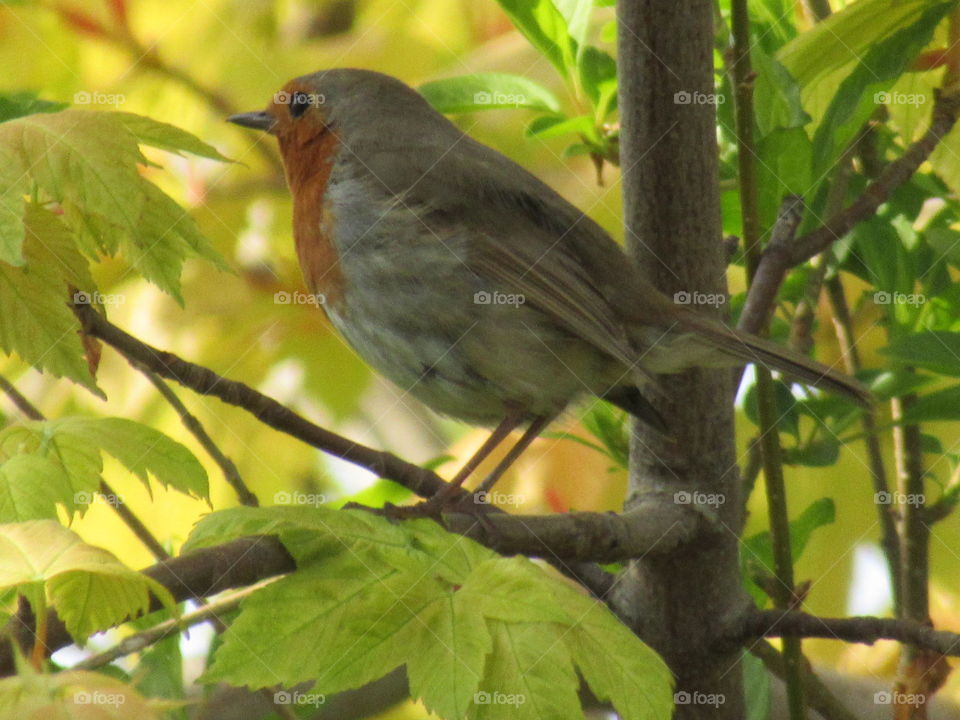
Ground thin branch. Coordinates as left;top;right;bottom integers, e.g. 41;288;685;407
74;583;265;670
0;375;43;421
137;366;258;507
750;640;860;720
740;91;960;333
739;610;960;656
72;301;449;499
825;278;899;613
728;0;806;713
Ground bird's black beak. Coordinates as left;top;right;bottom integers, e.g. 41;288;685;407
227;111;276;133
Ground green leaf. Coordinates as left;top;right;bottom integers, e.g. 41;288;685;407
0;109;228;302
782;438;840;467
0;455;75;522
0;92;68;124
419;73;561;114
743;379;800;439
526;113;593;139
743;650;771;720
114;112;232;162
0;207;98;392
191;507;672;719
552;0;593;49
496;0;578;78
0;520;174;638
558;582;674;719
903;386;960;423
579;46;618;119
0;417;208;519
752;48;809;139
0;667;160;720
742;498;835;605
881;332;960;376
807;3;953;177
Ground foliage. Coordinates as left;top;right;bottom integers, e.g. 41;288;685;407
2;0;960;718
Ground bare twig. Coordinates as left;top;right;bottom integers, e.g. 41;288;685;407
740;92;960;333
740;610;960;657
137;366;258;507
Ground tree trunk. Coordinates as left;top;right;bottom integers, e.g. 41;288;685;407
613;2;747;717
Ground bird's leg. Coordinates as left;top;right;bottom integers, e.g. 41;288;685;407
475;414;551;495
429;409;526;505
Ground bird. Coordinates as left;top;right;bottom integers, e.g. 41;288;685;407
228;68;870;508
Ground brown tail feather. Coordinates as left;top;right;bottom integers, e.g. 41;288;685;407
678;312;872;407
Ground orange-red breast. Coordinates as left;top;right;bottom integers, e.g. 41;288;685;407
229;69;869;500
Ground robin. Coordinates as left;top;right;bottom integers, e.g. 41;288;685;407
229;69;869;506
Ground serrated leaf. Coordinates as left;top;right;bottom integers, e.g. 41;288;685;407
0;520;174;638
475;620;582;719
0;417;208;515
113;112;231;162
0;455;75;522
420;73;560;114
559;586;674;720
203;558;441;693
0;211;98;392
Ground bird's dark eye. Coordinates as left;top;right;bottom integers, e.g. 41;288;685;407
290;92;310;118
